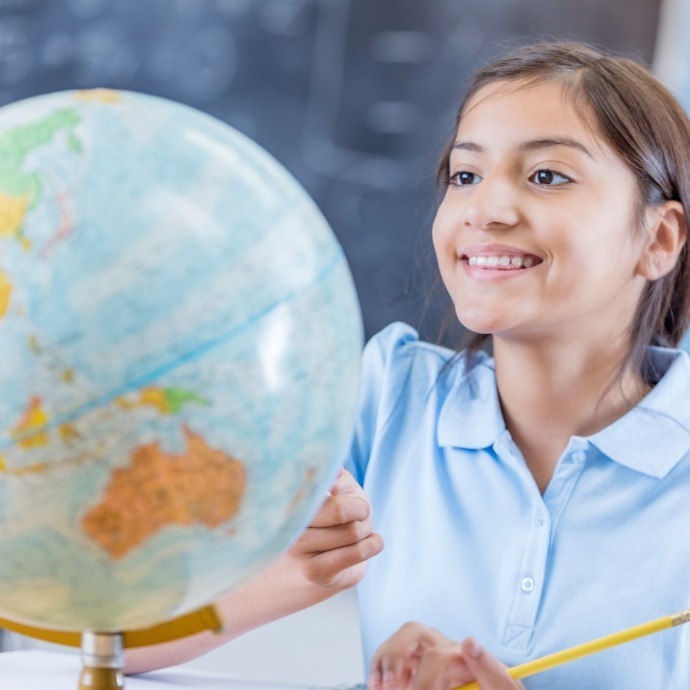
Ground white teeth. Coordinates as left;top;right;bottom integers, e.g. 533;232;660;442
466;254;536;269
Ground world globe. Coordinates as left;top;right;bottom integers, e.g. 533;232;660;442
0;89;363;635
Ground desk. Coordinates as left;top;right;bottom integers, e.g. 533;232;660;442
0;650;334;690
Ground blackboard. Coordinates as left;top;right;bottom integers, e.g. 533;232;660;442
0;0;661;342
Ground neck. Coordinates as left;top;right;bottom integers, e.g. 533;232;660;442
492;333;649;492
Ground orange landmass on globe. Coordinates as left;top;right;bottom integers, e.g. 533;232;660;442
81;427;246;559
12;396;49;447
59;423;80;443
0;189;27;317
116;386;210;415
287;466;317;513
0;452;50;477
74;89;121;104
137;386;177;414
0;270;11;318
0;190;29;242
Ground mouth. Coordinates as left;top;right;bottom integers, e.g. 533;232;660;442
460;253;543;270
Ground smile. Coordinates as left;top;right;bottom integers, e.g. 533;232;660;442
464;254;540;270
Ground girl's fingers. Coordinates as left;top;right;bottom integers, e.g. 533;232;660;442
460;638;525;690
414;643;473;690
309;493;371;527
296;518;374;553
286;468;383;590
367;669;382;690
302;533;383;588
369;623;454;690
371;626;522;690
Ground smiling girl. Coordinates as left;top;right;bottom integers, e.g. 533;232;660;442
357;41;690;689
126;40;690;690
349;43;690;690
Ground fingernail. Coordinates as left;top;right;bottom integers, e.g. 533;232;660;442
465;638;482;659
382;670;394;688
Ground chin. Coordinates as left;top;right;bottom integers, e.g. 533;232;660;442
455;306;506;336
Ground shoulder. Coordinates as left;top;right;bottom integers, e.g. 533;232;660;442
345;322;496;484
345;323;460;483
358;322;486;435
362;321;458;384
641;345;690;431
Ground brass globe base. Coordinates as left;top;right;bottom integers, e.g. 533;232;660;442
0;606;222;689
79;632;124;690
79;667;125;690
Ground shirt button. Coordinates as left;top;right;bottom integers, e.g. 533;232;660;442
521;577;535;593
571;450;586;463
535;512;545;527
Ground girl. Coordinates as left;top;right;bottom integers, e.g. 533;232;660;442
358;40;690;689
129;40;690;690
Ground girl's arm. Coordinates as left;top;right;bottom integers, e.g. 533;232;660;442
124;469;383;674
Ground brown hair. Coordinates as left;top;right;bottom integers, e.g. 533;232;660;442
436;40;690;382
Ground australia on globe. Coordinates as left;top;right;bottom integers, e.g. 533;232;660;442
0;88;363;633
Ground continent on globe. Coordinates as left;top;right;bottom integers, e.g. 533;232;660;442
0;107;81;246
0;269;11;318
117;386;210;415
0;189;29;241
12;396;50;448
81;427;246;559
0;103;82;319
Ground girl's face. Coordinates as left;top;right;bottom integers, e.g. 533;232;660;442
433;79;651;346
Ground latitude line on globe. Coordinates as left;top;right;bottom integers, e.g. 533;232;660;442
2;250;345;450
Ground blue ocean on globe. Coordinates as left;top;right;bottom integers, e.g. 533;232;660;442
0;89;363;631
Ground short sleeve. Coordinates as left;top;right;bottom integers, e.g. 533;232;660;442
343;321;419;486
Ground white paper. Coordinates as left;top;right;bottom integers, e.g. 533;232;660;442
0;650;312;690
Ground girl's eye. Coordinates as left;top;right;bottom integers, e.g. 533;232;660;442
449;171;481;186
530;169;572;186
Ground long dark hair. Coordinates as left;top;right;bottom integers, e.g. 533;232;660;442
437;41;690;381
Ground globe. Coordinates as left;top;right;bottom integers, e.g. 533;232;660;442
0;89;363;633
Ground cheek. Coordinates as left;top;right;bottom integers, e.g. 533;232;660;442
431;208;455;262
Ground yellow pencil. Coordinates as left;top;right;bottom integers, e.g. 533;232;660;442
456;608;690;689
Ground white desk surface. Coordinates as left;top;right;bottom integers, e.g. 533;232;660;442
0;650;326;690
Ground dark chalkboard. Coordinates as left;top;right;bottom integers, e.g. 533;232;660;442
0;0;661;342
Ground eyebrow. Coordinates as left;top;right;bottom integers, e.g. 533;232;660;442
452;137;594;159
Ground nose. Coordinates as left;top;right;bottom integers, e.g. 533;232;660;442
462;176;520;231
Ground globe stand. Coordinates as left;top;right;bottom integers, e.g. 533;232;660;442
79;632;124;689
0;604;222;689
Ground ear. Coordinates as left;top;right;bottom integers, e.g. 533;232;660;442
637;200;687;280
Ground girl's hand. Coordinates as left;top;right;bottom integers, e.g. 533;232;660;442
368;622;524;690
368;622;455;690
285;468;383;591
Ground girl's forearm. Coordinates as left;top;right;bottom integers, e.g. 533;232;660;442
123;554;335;675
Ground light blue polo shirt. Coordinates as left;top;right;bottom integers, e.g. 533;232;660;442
345;322;690;689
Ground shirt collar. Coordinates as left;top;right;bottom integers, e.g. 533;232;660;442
588;347;690;478
436;347;690;479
